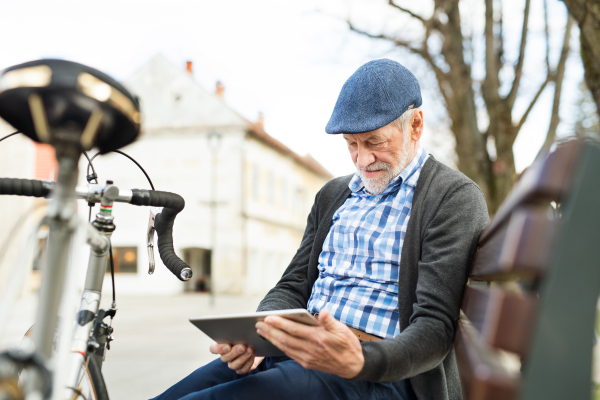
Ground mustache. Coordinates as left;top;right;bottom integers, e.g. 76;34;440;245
358;161;391;172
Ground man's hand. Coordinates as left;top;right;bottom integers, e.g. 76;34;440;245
255;309;364;379
209;343;265;375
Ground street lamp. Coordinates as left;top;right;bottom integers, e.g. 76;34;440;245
207;131;221;305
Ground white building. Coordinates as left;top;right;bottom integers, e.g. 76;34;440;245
0;55;332;297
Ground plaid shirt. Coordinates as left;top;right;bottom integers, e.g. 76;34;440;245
307;146;429;338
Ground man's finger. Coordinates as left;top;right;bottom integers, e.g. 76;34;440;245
220;344;248;363
209;342;231;355
263;315;314;339
236;356;255;375
257;323;309;354
317;309;343;331
226;348;253;370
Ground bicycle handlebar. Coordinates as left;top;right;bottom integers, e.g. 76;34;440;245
0;178;191;282
129;189;191;281
0;178;53;198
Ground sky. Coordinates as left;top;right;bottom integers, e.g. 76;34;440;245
0;0;584;177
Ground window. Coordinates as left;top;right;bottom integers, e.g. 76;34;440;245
252;165;260;200
281;179;287;209
294;187;305;215
268;171;275;205
107;246;138;273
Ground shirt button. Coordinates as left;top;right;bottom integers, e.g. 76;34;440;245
321;295;327;301
376;197;381;201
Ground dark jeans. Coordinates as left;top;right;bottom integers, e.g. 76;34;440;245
150;356;417;400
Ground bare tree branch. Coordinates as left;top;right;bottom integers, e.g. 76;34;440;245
388;0;427;24
506;0;532;107
515;77;551;132
482;0;501;108
347;21;421;56
544;0;551;71
497;2;505;70
347;21;449;102
540;16;575;151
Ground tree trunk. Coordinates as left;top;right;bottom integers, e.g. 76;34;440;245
563;0;600;115
435;0;498;210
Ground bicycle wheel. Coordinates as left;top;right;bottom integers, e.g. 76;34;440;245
23;326;109;400
80;355;109;400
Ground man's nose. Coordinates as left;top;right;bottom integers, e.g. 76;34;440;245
355;147;375;169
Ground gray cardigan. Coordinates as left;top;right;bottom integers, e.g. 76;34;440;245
257;156;489;400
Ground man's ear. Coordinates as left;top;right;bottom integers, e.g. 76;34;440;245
411;110;424;141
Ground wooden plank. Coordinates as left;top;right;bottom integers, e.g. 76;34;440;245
461;285;537;356
455;319;520;400
470;208;557;280
480;140;580;245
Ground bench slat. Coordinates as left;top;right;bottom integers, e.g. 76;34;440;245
455;319;520;400
470;208;557;280
461;285;537;356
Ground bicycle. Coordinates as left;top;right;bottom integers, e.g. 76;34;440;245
0;59;193;400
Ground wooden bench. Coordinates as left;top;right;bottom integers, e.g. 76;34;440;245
454;139;600;400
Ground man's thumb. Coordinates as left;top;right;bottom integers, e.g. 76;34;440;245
318;308;338;330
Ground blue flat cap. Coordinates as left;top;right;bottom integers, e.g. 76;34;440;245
325;59;422;134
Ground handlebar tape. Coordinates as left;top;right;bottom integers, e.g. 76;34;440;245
131;189;190;281
0;178;53;197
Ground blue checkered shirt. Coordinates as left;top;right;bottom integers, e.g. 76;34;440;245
307;146;429;338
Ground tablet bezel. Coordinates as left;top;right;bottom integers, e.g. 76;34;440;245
189;309;319;357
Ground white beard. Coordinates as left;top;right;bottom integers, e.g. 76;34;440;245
356;135;414;195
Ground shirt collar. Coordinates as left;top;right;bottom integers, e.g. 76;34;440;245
349;145;428;194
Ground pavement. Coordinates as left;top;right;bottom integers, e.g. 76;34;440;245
2;293;600;399
0;292;264;400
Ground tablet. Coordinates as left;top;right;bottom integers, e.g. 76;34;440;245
189;309;319;357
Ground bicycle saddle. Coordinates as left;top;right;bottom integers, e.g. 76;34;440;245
0;59;140;154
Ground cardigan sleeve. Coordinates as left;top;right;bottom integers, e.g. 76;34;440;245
353;182;489;382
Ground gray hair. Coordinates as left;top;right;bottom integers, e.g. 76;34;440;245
390;107;421;135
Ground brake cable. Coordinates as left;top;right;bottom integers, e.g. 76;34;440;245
87;150;155;190
0;130;20;143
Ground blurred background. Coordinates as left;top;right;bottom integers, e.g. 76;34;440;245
0;0;598;398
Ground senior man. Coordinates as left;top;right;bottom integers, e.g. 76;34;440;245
152;59;489;400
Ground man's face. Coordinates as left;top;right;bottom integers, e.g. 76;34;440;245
343;121;416;195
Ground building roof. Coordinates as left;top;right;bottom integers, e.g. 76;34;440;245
125;54;333;180
123;54;248;129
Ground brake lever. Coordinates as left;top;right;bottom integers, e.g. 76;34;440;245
147;207;161;275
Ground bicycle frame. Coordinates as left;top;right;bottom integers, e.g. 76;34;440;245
16;152;127;400
62;184;118;399
15;152;101;400
32;155;81;363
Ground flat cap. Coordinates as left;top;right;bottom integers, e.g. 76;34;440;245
325;59;422;134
